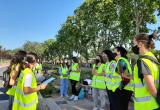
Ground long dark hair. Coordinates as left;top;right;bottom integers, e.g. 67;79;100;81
102;49;115;62
115;46;128;59
22;53;37;69
72;57;78;63
8;50;27;77
97;54;105;64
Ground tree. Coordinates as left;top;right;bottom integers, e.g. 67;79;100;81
23;41;44;57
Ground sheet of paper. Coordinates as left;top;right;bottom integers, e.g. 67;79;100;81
42;77;55;84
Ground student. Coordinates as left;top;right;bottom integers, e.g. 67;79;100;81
59;61;69;97
92;55;106;110
69;57;81;101
12;53;47;110
132;32;159;110
6;50;27;110
112;46;133;110
101;50;117;110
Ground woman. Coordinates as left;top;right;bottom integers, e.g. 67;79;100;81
59;61;69;97
102;50;117;110
12;53;47;110
92;55;106;110
69;57;81;101
112;46;133;110
132;32;159;110
6;50;27;110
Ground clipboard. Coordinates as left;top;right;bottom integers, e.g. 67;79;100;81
42;77;55;84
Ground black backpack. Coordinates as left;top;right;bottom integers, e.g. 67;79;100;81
2;67;11;89
139;55;160;105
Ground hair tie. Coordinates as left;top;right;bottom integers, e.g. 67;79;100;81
149;34;153;40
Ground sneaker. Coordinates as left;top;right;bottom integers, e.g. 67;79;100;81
73;96;78;101
60;95;63;98
92;107;98;110
64;95;69;98
69;95;75;99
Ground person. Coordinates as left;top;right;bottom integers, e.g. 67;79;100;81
101;50;117;110
92;55;106;110
59;61;69;97
112;46;133;110
69;57;81;101
12;53;47;110
6;50;27;110
132;32;159;110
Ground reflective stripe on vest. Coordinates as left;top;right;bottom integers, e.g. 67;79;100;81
134;96;151;102
134;51;159;110
14;98;37;107
15;87;28;97
135;79;159;88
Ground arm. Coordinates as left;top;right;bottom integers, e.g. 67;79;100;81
9;65;20;86
23;84;47;94
23;74;47;94
143;74;157;97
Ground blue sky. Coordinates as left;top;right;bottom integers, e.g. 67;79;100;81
0;0;83;50
0;0;159;50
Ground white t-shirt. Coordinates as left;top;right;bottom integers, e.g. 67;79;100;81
24;74;32;87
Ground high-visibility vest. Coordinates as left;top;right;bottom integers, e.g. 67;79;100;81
6;64;20;96
134;51;159;110
91;64;106;89
69;63;80;81
120;57;134;91
12;68;38;110
34;64;42;74
60;65;68;79
105;60;116;91
112;57;134;92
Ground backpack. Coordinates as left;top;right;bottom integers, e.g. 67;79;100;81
78;88;85;100
2;67;11;89
139;55;160;105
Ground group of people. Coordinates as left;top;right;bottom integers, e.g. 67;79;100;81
5;32;159;110
6;51;47;110
91;32;159;110
58;57;81;101
58;32;159;110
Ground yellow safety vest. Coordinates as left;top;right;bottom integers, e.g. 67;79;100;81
112;57;133;92
92;64;106;89
69;63;80;81
105;60;116;91
134;51;159;110
12;68;38;110
60;65;68;79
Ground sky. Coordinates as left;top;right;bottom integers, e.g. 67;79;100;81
0;0;159;50
0;0;83;50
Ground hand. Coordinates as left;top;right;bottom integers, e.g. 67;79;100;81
39;84;47;90
122;73;132;79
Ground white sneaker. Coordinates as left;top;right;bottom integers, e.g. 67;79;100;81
69;95;75;99
92;107;98;110
65;95;69;98
60;95;63;98
73;96;78;101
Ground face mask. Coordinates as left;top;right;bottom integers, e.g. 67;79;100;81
95;59;100;64
132;45;139;54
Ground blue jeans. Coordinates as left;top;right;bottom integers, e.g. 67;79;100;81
60;79;69;96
